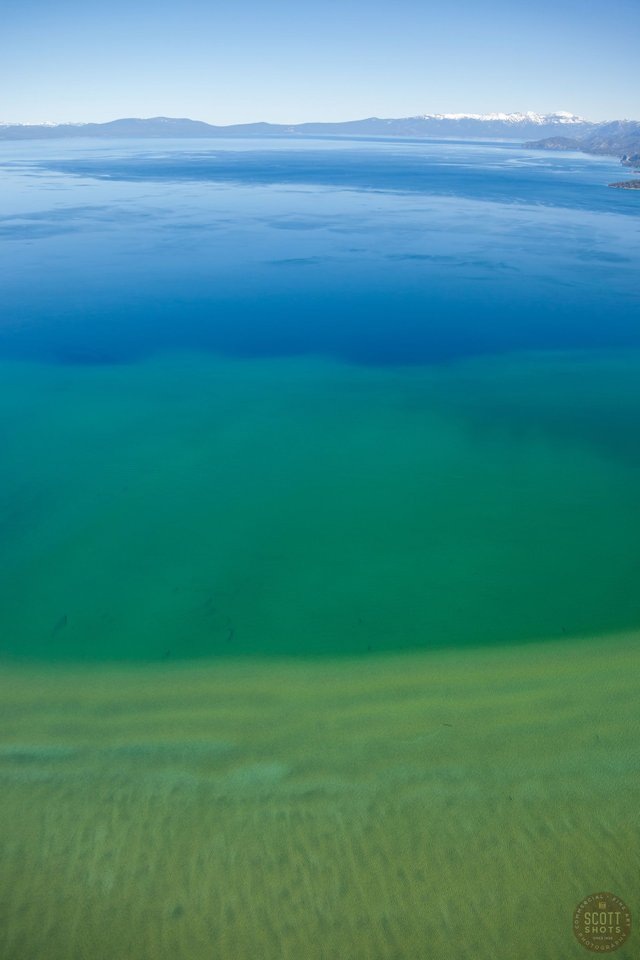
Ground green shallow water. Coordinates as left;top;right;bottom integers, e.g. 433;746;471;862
1;637;638;960
2;348;640;660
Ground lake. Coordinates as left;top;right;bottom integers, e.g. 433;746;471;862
1;136;638;959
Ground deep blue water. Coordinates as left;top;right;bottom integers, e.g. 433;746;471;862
0;136;638;367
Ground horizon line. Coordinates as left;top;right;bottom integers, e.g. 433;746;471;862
4;109;629;128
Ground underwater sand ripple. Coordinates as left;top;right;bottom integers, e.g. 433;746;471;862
0;633;638;959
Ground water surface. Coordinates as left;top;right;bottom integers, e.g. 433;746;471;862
1;136;639;960
1;136;639;659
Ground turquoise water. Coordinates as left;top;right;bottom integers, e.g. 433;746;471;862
1;137;639;659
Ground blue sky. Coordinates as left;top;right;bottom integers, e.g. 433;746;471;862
2;0;638;124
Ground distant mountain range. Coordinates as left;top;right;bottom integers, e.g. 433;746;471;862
525;120;640;166
2;112;638;163
0;111;599;142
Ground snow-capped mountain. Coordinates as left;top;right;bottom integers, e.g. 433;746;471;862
367;112;598;139
416;111;587;124
0;120;84;127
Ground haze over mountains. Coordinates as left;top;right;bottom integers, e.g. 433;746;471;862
525;120;640;165
0;111;597;141
2;112;638;161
